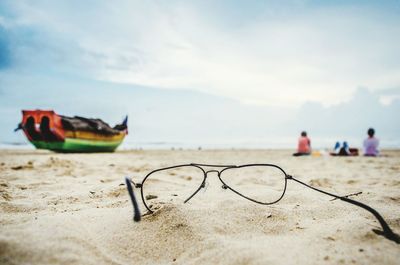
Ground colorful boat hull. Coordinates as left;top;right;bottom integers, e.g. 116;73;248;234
30;138;124;153
18;110;127;153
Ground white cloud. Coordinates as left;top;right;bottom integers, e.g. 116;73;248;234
4;1;400;107
380;95;400;105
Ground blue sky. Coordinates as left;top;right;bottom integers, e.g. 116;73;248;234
0;1;399;148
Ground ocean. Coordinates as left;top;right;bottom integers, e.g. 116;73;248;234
2;136;399;150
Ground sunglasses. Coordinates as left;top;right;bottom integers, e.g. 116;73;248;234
125;163;399;244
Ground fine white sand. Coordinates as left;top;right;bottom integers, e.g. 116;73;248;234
1;149;399;264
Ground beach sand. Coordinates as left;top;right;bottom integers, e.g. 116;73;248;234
0;149;399;265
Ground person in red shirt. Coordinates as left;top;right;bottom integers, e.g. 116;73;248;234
293;131;311;156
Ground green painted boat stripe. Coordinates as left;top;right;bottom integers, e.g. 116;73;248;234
30;137;124;152
64;138;123;146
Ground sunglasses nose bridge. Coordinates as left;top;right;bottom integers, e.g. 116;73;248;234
204;169;221;177
203;170;228;189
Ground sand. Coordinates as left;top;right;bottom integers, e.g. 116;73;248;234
0;149;399;265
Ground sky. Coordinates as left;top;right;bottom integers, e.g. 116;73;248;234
0;0;399;148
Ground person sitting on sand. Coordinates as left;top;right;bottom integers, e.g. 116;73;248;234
331;141;358;156
339;141;350;156
363;128;379;156
293;131;311;156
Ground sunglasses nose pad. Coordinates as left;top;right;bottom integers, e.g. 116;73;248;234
202;181;209;192
221;184;228;190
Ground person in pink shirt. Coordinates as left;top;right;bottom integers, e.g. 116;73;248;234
363;128;379;156
293;131;311;156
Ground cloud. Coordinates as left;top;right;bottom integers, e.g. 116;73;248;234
375;87;400;105
92;4;400;107
294;87;400;140
1;1;400;107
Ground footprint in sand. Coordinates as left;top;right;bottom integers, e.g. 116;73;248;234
0;181;13;201
309;178;332;187
42;157;74;168
346;180;357;184
11;161;34;170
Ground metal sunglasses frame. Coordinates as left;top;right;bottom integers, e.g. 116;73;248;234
125;163;399;244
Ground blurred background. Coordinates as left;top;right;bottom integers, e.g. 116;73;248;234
0;0;399;149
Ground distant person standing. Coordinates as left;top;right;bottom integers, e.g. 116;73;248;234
293;131;311;156
363;128;379;156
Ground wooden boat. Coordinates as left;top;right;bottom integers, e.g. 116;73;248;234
16;110;128;152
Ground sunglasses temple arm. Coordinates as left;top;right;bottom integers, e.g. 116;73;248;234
289;176;399;243
125;177;141;222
